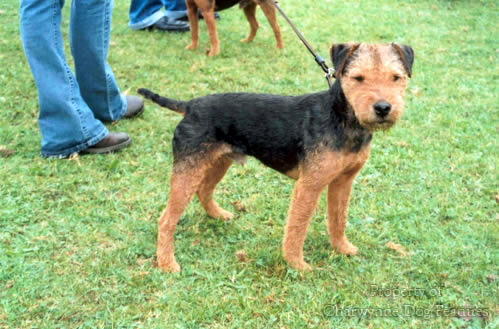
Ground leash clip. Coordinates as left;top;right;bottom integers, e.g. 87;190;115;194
325;67;335;79
325;67;335;88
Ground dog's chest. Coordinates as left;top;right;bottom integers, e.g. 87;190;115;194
310;147;371;182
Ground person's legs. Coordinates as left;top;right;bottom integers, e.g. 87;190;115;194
129;0;166;30
20;0;108;157
70;0;126;122
163;0;187;20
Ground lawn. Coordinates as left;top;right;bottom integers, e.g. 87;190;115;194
0;0;497;328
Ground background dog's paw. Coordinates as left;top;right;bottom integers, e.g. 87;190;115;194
206;48;219;57
158;260;181;273
333;240;358;256
286;258;312;272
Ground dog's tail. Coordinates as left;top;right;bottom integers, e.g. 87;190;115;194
137;88;187;114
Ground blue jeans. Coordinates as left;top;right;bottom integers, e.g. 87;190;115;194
20;0;127;157
129;0;187;30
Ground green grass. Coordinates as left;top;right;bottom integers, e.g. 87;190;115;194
0;0;497;328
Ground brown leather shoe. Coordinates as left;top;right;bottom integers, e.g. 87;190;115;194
123;95;144;119
82;132;131;154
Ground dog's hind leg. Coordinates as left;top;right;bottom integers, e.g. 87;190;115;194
258;1;283;49
240;1;259;43
157;160;204;272
197;156;234;220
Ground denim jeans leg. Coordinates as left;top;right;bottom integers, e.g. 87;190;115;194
70;0;126;123
20;0;108;157
163;0;187;20
129;0;165;30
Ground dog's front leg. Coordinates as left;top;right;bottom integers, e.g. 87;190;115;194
185;0;199;51
200;8;219;56
282;180;323;271
327;170;361;256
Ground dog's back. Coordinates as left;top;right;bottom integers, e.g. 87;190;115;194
214;0;241;11
138;87;372;174
180;92;311;172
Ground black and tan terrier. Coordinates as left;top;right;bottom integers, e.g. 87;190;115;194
138;42;414;272
185;0;283;56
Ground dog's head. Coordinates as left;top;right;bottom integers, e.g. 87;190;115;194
330;42;414;131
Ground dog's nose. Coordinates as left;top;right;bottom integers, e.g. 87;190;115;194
374;101;391;117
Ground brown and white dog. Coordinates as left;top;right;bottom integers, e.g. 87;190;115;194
185;0;284;56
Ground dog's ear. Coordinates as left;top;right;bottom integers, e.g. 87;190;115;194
391;43;414;78
330;43;360;77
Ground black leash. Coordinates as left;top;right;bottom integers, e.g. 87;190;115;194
271;0;335;88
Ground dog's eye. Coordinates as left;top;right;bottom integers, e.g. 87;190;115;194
393;75;401;82
353;76;364;82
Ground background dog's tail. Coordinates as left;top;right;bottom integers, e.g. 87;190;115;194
137;88;186;114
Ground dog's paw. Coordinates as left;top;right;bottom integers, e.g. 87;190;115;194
333;239;358;256
240;37;253;43
206;47;220;57
275;41;284;49
185;43;197;50
203;200;234;221
219;209;234;221
208;208;233;221
158;260;181;273
286;258;312;272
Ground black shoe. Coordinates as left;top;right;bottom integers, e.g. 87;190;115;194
144;16;189;32
82;132;131;154
123;95;144;119
179;11;220;21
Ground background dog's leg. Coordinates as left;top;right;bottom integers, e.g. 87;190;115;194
185;0;199;50
197;156;233;220
201;7;219;56
157;163;204;272
258;1;283;49
240;2;258;43
282;181;323;271
327;171;361;256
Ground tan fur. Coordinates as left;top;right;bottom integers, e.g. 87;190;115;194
156;145;372;272
197;156;234;220
339;44;408;131
157;144;234;272
282;148;370;270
